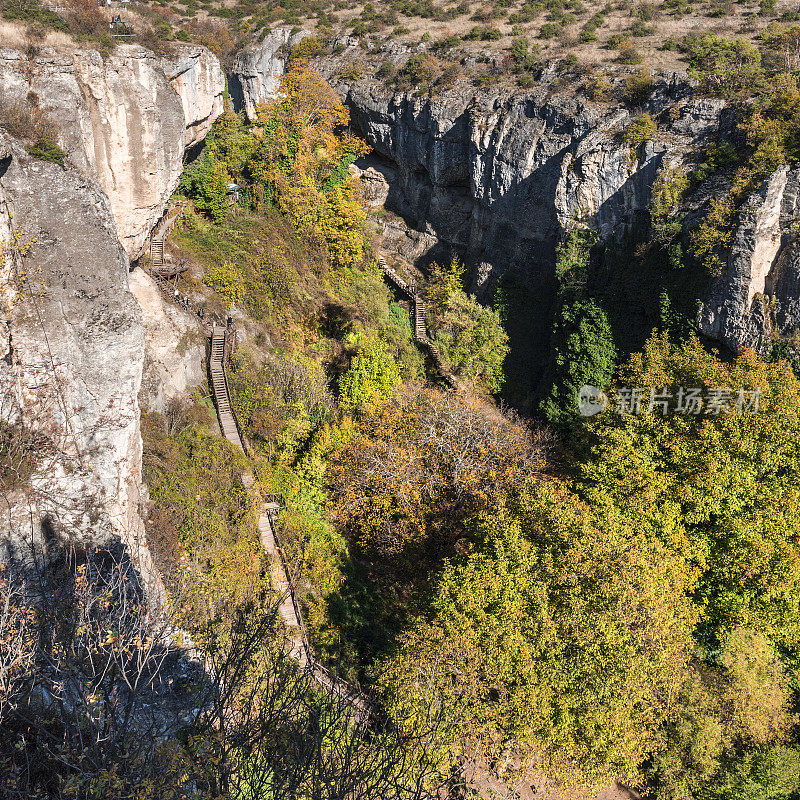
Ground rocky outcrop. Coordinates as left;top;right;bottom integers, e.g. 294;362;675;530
128;269;206;413
700;167;800;354
161;45;226;149
0;133;151;585
229;28;312;121
317;60;724;297
0;44;224;258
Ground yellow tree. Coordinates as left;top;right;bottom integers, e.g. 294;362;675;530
249;66;369;269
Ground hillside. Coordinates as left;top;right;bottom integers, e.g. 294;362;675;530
2;10;800;800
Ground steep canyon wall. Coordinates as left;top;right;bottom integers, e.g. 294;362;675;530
0;43;224;258
0;42;223;589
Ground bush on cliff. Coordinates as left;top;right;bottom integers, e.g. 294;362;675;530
26;137;64;164
178;150;231;223
540;297;617;429
424;257;509;393
338;336;402;411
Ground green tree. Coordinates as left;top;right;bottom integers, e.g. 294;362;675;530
424;256;465;329
338;336;402;411
178;151;231;223
540;298;616;428
683;34;764;100
208;104;254;180
579;333;800;650
539;227;616;426
431;291;508;392
380;480;697;792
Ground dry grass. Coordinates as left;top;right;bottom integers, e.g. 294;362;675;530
0;19;90;52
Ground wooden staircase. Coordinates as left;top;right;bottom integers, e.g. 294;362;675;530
209;326;242;449
150;237;164;270
203;329;375;718
257;495;375;720
378;256;458;390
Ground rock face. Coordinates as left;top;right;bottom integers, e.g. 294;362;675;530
319;64;724;297
128;269;206;413
228;28;312;121
161;45;226;149
0;44;224;258
700;167;800;354
0;133;152;585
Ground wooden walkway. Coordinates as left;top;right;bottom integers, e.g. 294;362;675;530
208;326;375;720
377;256;459;390
209;325;242;449
149;201;187;272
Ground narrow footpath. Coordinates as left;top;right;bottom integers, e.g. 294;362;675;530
206;322;375;720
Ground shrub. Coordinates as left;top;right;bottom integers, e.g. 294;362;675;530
585;70;614;100
623;68;654;106
338;336;402;411
539;21;562;37
692;141;738;183
0;0;66;28
202;260;246;304
378;60;397;79
511;35;530;62
340;61;364;81
401;53;440;85
682;34;763;99
436;63;461;88
26;138;65;164
624;113;658;149
608;32;631;49
229;347;334;459
636;1;658;20
630;20;654;36
0;100;58;144
615;45;644;65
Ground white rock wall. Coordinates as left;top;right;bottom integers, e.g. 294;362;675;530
229;28;311;121
0;44;224;259
0;135;149;576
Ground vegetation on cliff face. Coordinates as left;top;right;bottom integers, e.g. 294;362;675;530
8;14;800;800
179;47;800;798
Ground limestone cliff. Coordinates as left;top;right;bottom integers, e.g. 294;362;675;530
315;51;800;358
128;269;206;414
229;28;312;121
701;166;800;354
316;55;725;300
162;45;226;150
0;132;153;586
0;43;224;258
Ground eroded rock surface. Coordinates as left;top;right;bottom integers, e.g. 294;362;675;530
128;269;206;413
0;133;149;578
316;60;723;299
162;45;226;149
0;44;224;258
701;167;800;354
229;28;312;121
